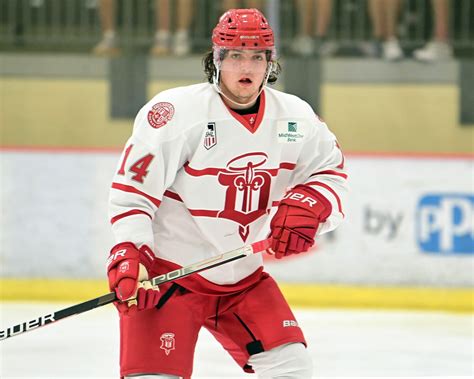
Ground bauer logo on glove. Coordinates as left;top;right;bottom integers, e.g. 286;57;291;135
270;185;332;259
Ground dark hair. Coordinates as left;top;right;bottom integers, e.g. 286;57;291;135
202;50;281;85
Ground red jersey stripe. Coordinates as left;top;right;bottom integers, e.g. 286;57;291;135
306;180;344;216
163;190;273;218
111;182;162;207
164;190;183;202
311;170;348;179
184;163;225;176
184;161;296;177
110;209;152;224
266;162;297;175
189;209;220;217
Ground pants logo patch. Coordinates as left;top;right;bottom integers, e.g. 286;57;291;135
160;332;176;355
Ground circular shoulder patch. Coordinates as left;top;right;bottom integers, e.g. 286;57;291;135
147;102;175;129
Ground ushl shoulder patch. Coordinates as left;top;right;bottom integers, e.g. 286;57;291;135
147;102;175;129
204;122;217;149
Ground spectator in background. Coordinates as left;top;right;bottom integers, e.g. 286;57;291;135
367;0;404;61
150;0;193;56
92;0;194;57
292;0;336;57
413;0;453;62
92;0;119;56
222;0;265;11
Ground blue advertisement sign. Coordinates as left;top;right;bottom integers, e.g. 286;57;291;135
417;194;474;254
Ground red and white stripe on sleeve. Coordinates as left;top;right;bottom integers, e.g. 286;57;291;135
108;137;164;247
301;125;348;235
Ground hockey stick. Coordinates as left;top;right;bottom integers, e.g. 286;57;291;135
0;239;270;341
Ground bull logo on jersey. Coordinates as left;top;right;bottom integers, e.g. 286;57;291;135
204;122;217;149
160;333;176;355
218;153;272;241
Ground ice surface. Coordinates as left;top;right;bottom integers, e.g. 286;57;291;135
0;303;472;378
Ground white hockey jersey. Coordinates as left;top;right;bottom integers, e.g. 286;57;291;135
109;83;347;292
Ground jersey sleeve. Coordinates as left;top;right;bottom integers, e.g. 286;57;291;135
108;100;191;247
293;115;348;235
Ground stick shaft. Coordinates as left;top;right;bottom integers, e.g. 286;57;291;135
0;239;270;341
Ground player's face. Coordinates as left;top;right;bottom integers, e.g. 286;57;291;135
219;49;268;107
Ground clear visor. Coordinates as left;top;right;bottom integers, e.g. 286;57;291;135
213;47;272;74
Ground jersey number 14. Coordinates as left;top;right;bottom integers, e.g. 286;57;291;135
117;144;155;183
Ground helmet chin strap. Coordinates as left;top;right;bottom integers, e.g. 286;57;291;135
212;62;273;108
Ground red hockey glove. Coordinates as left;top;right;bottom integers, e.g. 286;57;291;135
107;242;160;315
270;185;332;259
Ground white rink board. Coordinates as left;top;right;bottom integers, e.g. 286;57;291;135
266;155;474;286
1;150;473;286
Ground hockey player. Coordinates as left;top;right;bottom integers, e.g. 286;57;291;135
107;8;347;379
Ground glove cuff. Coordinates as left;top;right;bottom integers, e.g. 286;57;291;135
281;185;332;222
138;244;157;269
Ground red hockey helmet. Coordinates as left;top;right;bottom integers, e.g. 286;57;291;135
212;8;275;52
